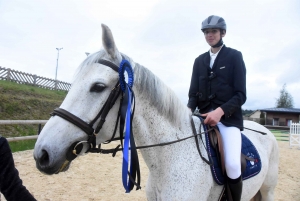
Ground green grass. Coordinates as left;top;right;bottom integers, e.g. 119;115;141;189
0;80;67;120
8;139;37;152
0;80;67;152
269;129;289;141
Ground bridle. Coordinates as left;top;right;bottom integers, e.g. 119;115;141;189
51;58;123;160
51;57;144;192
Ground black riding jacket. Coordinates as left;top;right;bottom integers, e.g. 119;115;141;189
188;45;246;130
0;137;36;201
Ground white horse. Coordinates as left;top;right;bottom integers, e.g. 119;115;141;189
34;24;278;201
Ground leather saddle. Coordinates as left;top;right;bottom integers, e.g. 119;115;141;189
207;125;254;175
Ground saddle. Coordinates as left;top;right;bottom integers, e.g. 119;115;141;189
207;125;254;175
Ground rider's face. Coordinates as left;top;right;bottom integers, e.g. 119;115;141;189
204;29;225;46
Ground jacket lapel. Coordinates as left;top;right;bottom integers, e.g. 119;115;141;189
212;45;227;70
203;52;211;70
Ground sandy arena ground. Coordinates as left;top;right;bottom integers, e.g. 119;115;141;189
1;141;299;201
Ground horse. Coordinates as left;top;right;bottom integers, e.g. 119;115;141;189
34;24;279;201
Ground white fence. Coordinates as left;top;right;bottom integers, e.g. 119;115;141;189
0;66;71;91
289;123;300;148
0;120;47;142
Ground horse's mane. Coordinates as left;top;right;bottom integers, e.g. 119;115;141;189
133;63;188;125
75;50;188;126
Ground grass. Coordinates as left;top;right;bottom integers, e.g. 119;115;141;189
0;80;67;152
269;129;289;141
9;139;37;152
0;80;67;120
3;124;40;152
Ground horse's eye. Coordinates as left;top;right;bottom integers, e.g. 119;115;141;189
90;83;106;92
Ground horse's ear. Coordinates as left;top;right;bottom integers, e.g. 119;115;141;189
101;24;122;62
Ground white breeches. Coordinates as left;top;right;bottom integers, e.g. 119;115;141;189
217;122;242;179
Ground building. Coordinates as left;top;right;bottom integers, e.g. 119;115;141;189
247;110;261;119
260;108;300;126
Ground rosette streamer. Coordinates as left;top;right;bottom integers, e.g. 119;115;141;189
118;59;141;193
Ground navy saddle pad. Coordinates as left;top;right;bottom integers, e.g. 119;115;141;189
204;126;262;185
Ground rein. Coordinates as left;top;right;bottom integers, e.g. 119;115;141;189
90;117;214;166
93;122;214;156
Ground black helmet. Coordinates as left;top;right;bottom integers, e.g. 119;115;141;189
201;15;226;32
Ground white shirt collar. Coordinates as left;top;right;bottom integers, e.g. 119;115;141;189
209;44;224;57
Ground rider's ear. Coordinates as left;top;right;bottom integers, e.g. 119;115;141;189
221;29;226;37
101;24;122;63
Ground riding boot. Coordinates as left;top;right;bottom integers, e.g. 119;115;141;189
227;175;243;201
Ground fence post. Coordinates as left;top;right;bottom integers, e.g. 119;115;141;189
7;68;11;81
37;124;42;135
54;80;57;90
33;74;37;86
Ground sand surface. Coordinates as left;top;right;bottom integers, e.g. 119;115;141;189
1;141;299;201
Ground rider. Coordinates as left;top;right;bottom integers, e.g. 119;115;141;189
0;135;37;201
187;15;246;201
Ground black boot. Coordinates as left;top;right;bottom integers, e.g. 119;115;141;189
227;175;243;201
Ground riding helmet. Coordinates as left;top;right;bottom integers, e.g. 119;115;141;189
201;15;226;32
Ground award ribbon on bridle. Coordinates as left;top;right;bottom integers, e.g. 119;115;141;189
119;59;141;193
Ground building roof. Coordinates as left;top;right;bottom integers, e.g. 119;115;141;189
260;108;300;114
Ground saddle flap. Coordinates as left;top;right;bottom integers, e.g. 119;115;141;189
208;126;226;174
208;126;255;175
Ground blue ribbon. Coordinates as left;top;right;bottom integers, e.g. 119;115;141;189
122;85;132;192
119;59;138;193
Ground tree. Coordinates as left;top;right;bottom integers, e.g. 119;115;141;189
275;83;294;108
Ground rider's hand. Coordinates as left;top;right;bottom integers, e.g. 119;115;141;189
201;107;224;126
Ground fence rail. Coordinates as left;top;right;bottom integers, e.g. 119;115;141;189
0;66;71;91
0;120;47;125
269;129;289;141
6;135;38;142
0;120;47;142
290;122;300;148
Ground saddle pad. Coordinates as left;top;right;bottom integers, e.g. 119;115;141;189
204;128;262;185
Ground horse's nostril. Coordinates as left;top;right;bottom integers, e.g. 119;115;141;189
39;150;50;166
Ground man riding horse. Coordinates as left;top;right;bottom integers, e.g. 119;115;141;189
188;15;246;201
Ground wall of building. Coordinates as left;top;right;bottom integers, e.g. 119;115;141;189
265;112;299;126
249;110;261;118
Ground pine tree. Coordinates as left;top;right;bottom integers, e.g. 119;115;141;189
275;83;294;108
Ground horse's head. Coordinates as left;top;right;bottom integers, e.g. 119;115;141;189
34;24;132;174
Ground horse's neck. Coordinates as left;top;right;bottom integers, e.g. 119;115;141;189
133;93;191;138
132;100;193;170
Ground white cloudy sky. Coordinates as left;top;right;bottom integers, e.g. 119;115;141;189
1;0;299;110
